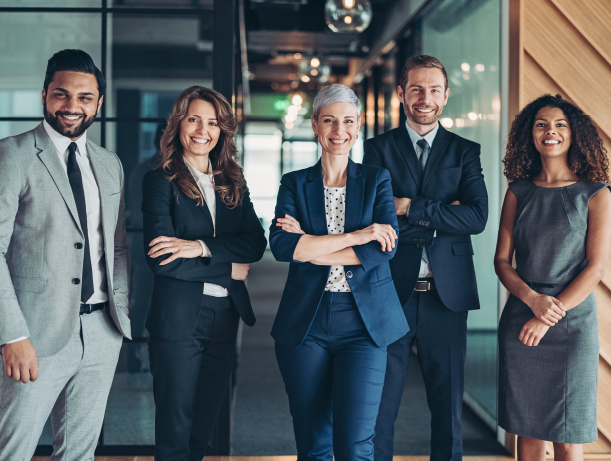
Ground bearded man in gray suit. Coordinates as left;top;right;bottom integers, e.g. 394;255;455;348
0;49;131;460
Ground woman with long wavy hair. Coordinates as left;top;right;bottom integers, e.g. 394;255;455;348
142;86;266;460
495;94;611;461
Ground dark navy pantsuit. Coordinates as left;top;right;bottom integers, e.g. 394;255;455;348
374;289;467;461
275;292;387;461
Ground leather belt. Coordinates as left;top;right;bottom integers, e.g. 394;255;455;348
80;301;107;315
414;280;436;292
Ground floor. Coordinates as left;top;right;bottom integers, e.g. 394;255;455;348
33;457;515;461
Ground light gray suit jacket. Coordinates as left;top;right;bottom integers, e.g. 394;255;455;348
0;123;131;357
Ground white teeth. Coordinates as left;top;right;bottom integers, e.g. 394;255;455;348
62;115;81;120
543;140;560;144
191;138;210;144
330;139;347;144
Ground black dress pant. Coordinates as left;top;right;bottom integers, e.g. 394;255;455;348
148;295;240;461
373;289;468;461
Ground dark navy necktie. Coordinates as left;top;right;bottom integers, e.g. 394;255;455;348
416;138;431;265
67;142;95;303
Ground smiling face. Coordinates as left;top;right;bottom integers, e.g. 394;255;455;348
42;70;103;140
398;67;449;135
532;106;572;160
312;102;361;157
179;98;221;163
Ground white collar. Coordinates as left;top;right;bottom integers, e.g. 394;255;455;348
405;120;439;148
43;119;88;157
183;156;214;182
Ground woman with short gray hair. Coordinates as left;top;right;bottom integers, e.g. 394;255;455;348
269;84;407;460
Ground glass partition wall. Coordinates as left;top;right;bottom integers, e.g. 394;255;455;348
420;0;501;428
0;0;240;455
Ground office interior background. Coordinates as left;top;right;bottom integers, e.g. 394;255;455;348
1;0;609;458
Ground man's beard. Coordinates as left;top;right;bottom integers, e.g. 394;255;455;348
406;104;441;127
43;101;97;139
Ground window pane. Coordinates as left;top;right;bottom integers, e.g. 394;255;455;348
421;0;501;422
0;12;102;117
0;121;42;138
0;0;100;6
106;12;213;118
110;0;212;8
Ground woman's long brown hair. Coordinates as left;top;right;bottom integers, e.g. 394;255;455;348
158;86;246;208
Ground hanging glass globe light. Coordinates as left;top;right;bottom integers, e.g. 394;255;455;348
325;0;372;34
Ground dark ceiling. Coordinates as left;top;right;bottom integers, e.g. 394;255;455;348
244;0;391;92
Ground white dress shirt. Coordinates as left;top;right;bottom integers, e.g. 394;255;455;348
184;158;229;298
43;120;108;301
324;186;351;292
405;121;439;278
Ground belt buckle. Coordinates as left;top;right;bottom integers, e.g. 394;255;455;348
415;281;430;292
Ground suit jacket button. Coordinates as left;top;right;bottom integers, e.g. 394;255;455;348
72;278;80;285
75;243;83;249
346;271;353;278
416;244;422;249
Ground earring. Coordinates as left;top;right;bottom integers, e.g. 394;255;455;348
314;133;318;139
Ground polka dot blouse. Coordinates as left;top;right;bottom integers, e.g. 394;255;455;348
324;186;351;292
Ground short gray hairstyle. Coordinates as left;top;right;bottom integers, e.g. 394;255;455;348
312;84;361;119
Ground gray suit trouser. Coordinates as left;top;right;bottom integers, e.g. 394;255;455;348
0;308;123;461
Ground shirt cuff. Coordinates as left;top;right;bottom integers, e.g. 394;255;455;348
5;336;28;345
406;202;411;217
198;239;211;258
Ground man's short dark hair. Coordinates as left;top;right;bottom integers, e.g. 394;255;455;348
399;55;448;91
44;49;106;98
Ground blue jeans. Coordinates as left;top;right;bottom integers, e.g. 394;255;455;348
276;291;387;461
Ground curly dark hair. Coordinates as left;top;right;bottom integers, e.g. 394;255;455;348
503;94;608;182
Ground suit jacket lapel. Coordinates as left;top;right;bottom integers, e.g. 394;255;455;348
393;124;422;189
344;159;364;233
197;197;214;226
212;191;224;231
34;124;83;236
421;125;450;192
305;161;328;236
87;140;116;250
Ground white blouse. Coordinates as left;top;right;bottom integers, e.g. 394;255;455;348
184;157;229;298
324;186;351;292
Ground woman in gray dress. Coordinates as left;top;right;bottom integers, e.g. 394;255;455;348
495;94;611;461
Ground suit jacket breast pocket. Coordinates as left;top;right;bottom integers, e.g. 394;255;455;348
435;167;461;182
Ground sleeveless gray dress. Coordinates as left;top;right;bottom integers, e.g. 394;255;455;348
498;178;609;443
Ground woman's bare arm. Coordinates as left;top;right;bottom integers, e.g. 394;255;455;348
555;187;611;309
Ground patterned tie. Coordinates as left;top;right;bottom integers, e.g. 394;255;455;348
67;142;95;303
416;138;430;265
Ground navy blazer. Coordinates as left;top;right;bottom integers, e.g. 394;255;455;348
363;124;488;312
269;159;408;349
142;168;267;340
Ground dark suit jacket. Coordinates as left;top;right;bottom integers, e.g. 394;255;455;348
269;159;408;348
363;124;488;312
142;168;267;340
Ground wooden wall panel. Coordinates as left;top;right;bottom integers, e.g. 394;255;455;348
510;0;611;455
522;0;611;139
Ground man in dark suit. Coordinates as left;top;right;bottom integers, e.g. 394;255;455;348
363;55;488;461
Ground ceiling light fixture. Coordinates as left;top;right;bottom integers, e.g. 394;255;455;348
325;0;372;33
311;57;320;67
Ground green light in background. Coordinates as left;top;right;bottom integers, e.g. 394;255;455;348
273;99;291;111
